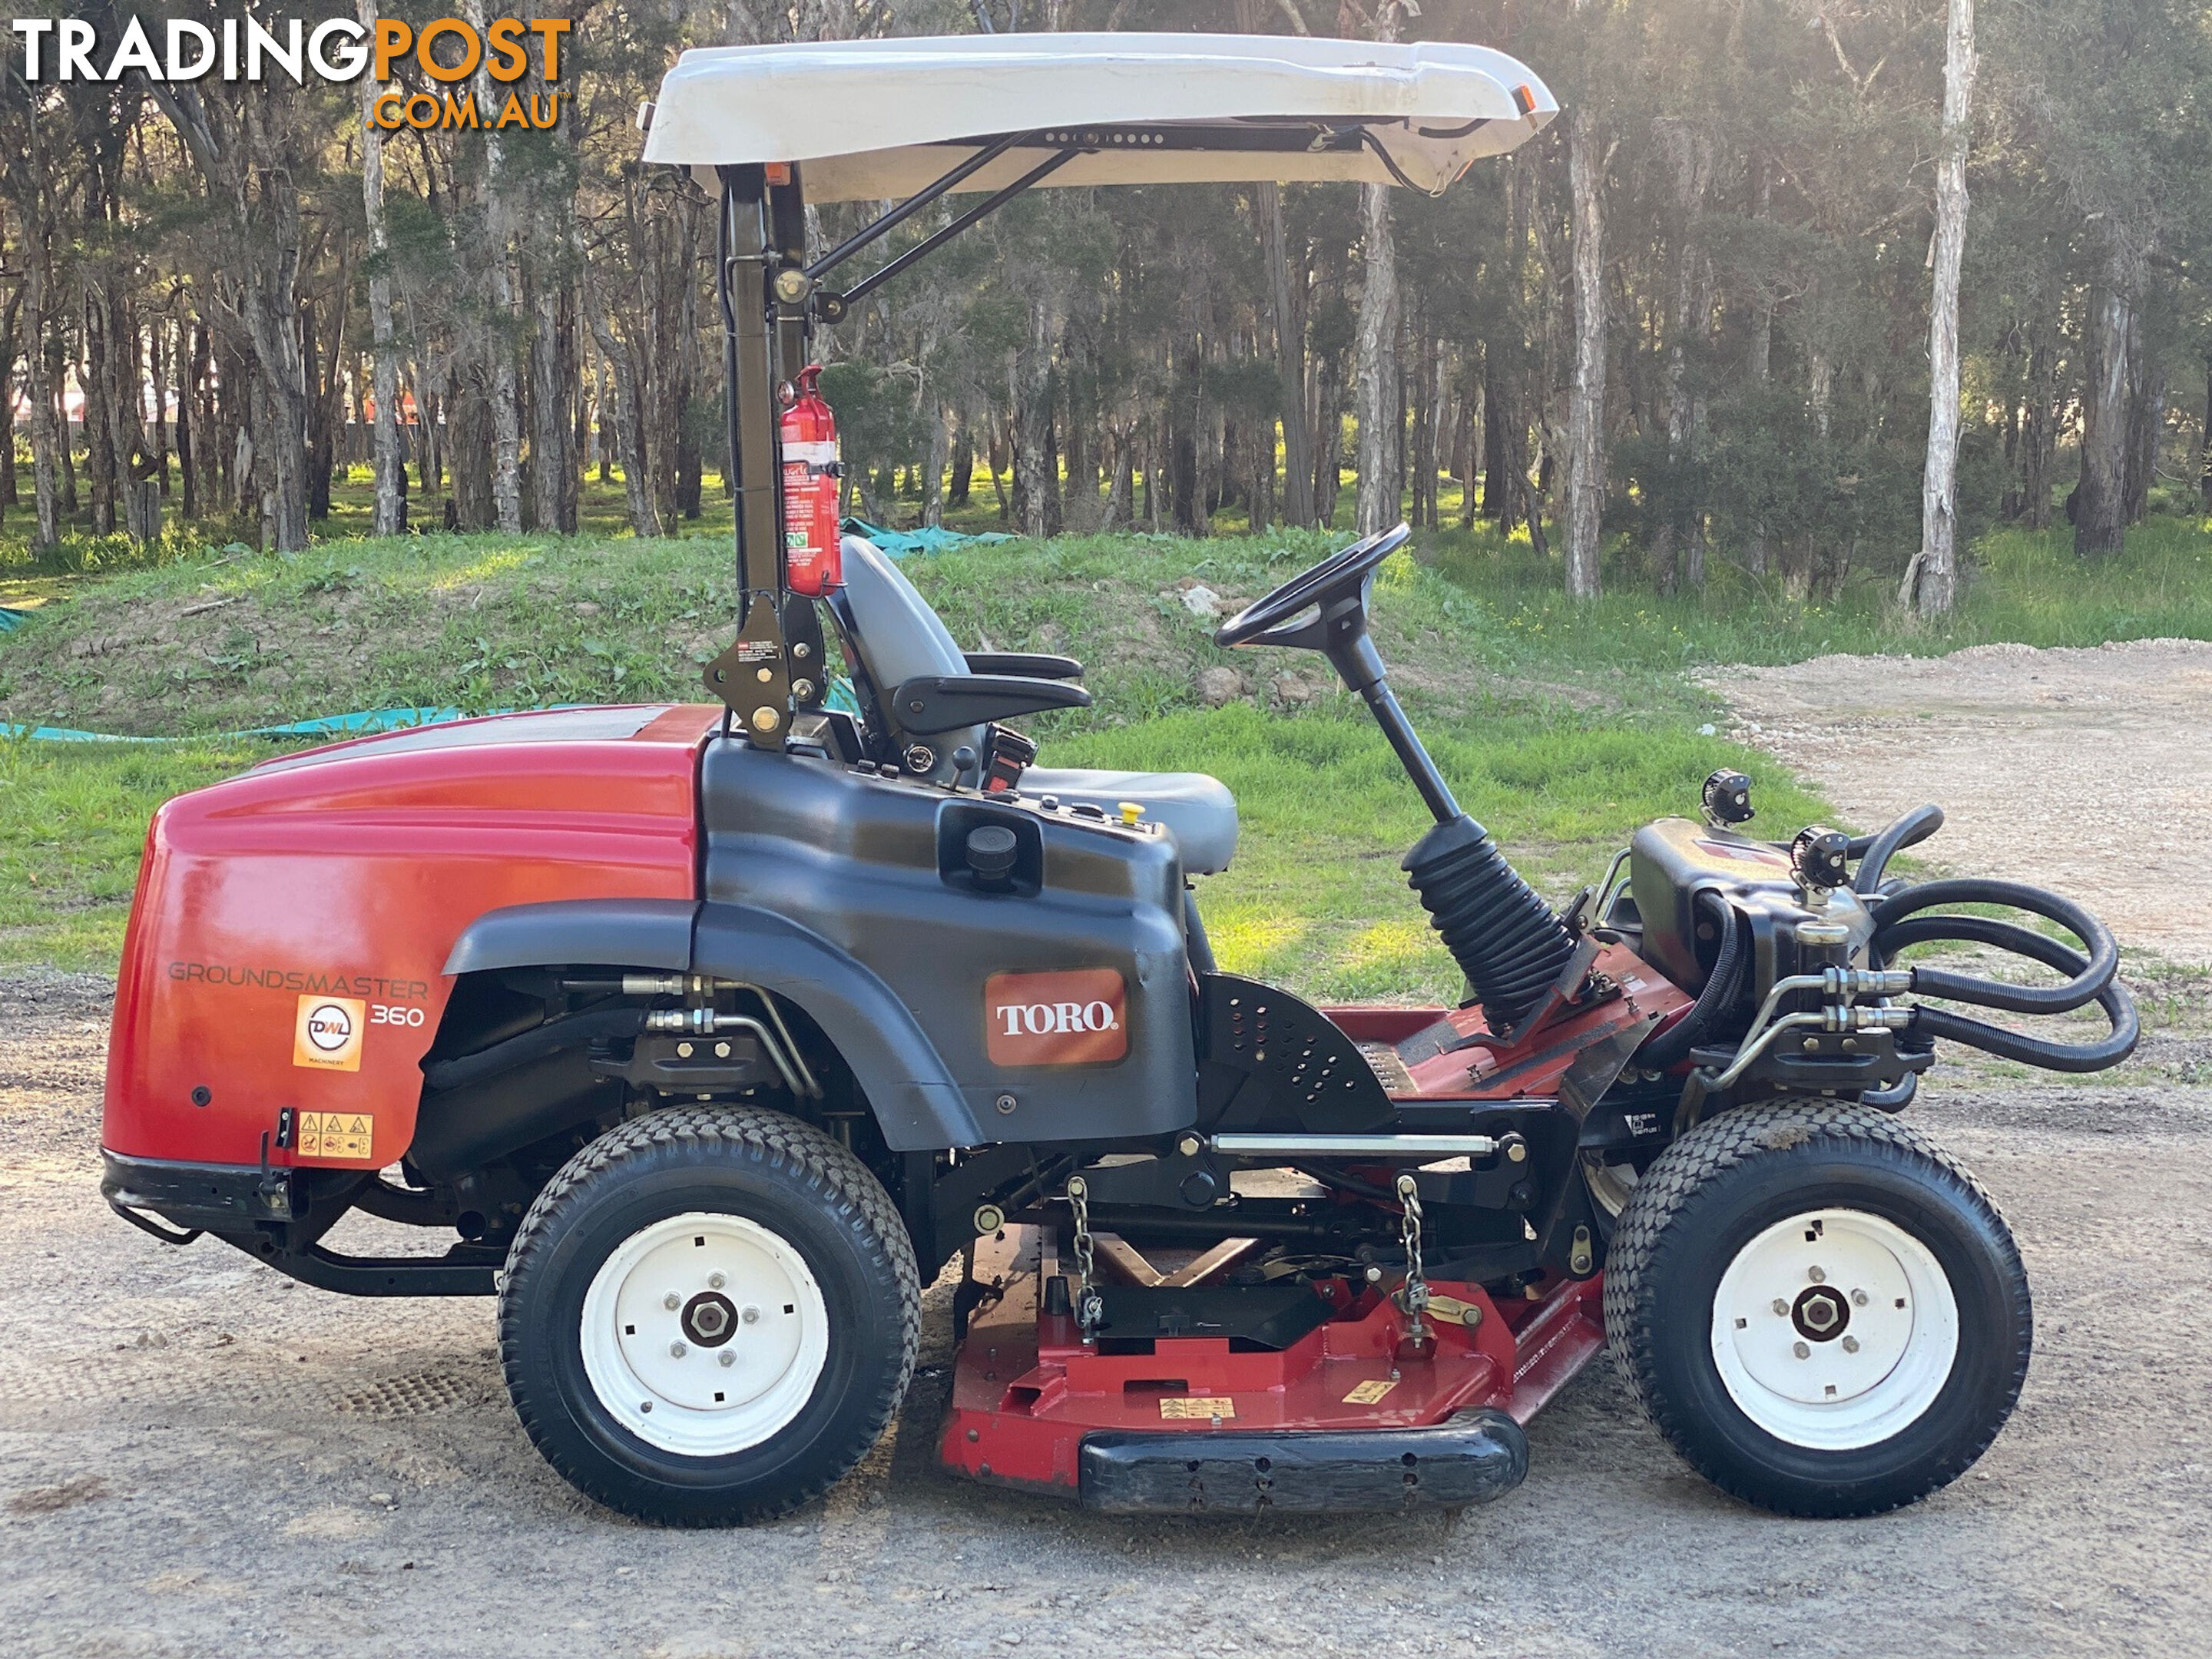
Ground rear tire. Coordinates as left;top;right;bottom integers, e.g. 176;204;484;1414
1603;1101;2029;1517
499;1107;919;1525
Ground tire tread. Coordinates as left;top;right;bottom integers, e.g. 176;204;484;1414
498;1106;919;1526
1602;1100;2028;1517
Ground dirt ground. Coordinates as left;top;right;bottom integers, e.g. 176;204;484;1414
1704;637;2212;962
3;965;2207;1659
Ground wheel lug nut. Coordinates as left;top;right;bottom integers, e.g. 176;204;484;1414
708;1272;727;1290
1852;1289;1869;1306
718;1349;736;1368
1771;1299;1789;1316
663;1293;681;1310
741;1305;761;1325
670;1341;687;1358
1843;1336;1860;1353
1807;1266;1826;1284
1793;1341;1810;1359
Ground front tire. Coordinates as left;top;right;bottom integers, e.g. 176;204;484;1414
1603;1101;2029;1517
499;1107;919;1525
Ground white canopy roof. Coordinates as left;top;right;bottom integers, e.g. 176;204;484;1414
642;33;1556;202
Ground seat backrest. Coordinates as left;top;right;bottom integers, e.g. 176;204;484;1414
833;535;984;782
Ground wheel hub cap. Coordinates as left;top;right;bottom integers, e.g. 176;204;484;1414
579;1212;829;1458
1710;1207;1960;1452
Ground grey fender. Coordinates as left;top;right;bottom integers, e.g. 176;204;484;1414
441;899;699;976
690;902;983;1152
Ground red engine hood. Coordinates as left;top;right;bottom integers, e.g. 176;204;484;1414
101;704;722;1171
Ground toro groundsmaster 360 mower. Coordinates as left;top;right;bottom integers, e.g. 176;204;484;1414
101;35;2136;1525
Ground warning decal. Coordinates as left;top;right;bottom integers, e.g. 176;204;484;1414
1157;1396;1236;1421
1342;1378;1400;1405
297;1112;375;1161
293;994;366;1072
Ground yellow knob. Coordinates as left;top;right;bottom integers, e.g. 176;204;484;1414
1118;801;1144;826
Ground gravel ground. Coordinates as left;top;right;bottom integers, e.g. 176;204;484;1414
1704;637;2212;962
4;966;2208;1659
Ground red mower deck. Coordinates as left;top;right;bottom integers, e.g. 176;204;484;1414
939;1224;1605;1512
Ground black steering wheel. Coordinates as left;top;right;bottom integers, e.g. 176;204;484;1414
1213;523;1412;651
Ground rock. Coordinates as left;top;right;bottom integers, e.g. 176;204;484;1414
1196;667;1245;707
573;601;601;617
1178;584;1224;619
1272;671;1312;705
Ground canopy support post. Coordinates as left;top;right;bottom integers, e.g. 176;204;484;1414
707;163;791;750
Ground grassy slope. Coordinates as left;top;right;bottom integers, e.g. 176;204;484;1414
6;512;2210;992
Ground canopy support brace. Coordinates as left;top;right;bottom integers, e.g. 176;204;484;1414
804;131;1035;282
833;147;1081;313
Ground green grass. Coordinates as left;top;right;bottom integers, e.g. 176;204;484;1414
0;737;258;972
1055;703;1820;1001
5;506;2211;993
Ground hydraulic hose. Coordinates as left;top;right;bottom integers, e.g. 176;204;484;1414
1878;912;2138;1072
1638;889;1744;1069
1849;803;1945;894
421;1006;649;1094
1871;878;2118;1015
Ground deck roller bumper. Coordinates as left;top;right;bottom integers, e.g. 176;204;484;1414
1076;1407;1529;1515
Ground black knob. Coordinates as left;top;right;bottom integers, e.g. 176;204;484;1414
965;823;1018;891
1790;826;1851;892
1702;769;1754;825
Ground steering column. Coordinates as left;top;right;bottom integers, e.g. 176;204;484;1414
1214;524;1580;1034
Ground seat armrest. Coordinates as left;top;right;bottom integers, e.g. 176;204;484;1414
889;674;1092;736
963;651;1085;681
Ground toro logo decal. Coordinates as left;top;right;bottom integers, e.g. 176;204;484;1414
293;994;367;1072
984;969;1128;1068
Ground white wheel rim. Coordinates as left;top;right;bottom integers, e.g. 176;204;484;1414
1710;1207;1959;1452
579;1211;830;1458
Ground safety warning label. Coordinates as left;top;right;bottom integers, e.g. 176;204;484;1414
1342;1378;1399;1405
1157;1396;1236;1420
297;1112;375;1161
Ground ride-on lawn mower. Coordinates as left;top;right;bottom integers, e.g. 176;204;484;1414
100;35;2136;1525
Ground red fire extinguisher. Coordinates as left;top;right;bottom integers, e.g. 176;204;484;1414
780;366;843;597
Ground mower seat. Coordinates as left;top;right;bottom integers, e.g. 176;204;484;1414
1015;768;1239;875
833;537;1239;874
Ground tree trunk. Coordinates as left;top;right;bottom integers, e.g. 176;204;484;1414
1351;175;1399;537
1745;159;1773;576
180;318;207;520
1906;0;1975;619
2199;353;2212;514
579;251;661;538
2020;324;2058;529
0;283;18;519
148;319;171;496
949;422;974;508
465;0;525;535
922;402;951;528
1563;107;1607;601
1259;180;1313;528
1015;294;1060;539
2123;303;2163;525
359;8;405;538
24;249;61;548
147;84;313;551
2075;238;2136;560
